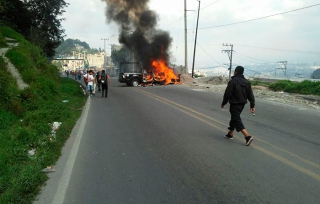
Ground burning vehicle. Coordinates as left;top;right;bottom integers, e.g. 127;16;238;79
103;0;181;86
118;60;180;86
118;62;144;86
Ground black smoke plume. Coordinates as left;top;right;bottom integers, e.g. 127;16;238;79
101;0;172;70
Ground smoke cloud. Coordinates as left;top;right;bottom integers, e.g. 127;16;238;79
101;0;172;71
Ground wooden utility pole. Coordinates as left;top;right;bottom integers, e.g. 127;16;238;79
191;0;201;78
222;43;233;79
184;0;188;74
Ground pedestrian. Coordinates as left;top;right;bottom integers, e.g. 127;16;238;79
92;71;96;95
83;70;88;85
96;71;101;91
221;66;255;146
99;70;111;98
83;70;94;97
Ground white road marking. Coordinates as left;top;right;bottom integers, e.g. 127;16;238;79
52;98;91;204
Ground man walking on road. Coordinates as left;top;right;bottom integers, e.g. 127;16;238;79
83;70;94;97
221;66;255;146
99;70;111;98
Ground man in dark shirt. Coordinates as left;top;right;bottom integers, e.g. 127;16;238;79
221;66;255;146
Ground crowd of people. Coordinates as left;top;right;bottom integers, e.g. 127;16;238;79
63;69;111;98
82;70;111;98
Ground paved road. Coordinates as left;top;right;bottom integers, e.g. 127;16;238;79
35;78;320;204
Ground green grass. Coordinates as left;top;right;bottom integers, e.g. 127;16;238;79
250;80;272;86
0;32;8;48
0;25;87;204
269;80;320;96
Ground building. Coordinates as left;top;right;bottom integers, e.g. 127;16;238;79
87;53;105;70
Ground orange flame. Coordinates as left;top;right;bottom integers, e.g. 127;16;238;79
151;59;179;84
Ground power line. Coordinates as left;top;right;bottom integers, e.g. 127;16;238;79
234;44;320;55
234;51;277;64
199;3;320;29
162;0;222;28
187;30;223;66
201;0;221;10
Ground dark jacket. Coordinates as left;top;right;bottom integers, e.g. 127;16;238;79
222;74;255;108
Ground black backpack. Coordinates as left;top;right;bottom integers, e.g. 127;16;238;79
101;74;107;84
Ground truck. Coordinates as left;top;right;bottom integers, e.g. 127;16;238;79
118;61;180;87
118;62;144;86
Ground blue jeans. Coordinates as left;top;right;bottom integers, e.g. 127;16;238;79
87;85;93;94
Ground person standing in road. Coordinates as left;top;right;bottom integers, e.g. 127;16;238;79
83;70;94;97
96;71;101;92
221;66;255;146
92;71;96;95
99;70;111;98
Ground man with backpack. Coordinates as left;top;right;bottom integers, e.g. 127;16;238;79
99;70;111;98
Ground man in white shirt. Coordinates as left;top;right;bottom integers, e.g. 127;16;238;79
83;70;94;97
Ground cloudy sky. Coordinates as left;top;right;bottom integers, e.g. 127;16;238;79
61;0;320;70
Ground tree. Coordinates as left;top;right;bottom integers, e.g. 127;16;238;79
111;46;131;67
26;0;69;58
0;0;33;37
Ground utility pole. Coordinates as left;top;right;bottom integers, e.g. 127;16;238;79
191;0;201;78
222;43;234;79
184;0;188;74
275;61;287;77
101;38;109;71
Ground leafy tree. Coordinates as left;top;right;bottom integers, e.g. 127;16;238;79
26;0;69;58
0;0;69;59
0;0;33;37
111;46;131;67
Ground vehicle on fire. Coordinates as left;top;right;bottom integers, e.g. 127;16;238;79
118;62;144;86
118;62;166;86
118;61;180;87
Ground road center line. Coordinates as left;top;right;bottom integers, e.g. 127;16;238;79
134;88;320;181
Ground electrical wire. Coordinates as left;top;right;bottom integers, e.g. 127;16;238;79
187;31;224;66
234;51;277;63
199;3;320;29
162;0;223;28
234;44;320;55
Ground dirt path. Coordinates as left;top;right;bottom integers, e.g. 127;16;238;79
0;37;29;90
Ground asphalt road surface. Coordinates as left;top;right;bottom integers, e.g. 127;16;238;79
35;78;320;204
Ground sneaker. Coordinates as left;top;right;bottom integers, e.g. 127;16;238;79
245;136;253;146
224;133;233;139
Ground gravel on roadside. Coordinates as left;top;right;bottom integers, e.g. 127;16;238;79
180;74;320;111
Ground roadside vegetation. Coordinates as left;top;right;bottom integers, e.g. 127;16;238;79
0;26;86;203
249;79;320;96
268;80;320;96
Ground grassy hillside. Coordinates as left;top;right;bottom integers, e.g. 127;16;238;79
0;26;86;203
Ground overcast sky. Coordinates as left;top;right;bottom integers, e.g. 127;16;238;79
61;0;320;69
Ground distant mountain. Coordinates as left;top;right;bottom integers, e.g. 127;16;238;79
312;69;320;79
55;39;98;57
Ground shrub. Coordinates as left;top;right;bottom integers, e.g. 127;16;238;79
269;80;320;96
